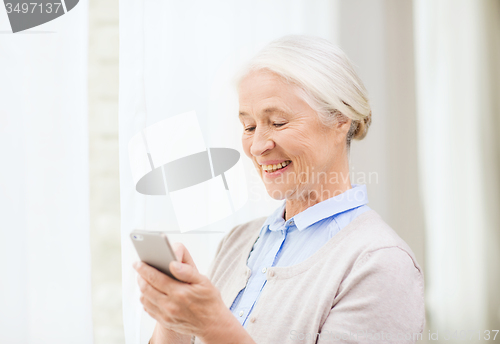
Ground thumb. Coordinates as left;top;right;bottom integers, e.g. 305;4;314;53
169;260;203;284
171;242;198;272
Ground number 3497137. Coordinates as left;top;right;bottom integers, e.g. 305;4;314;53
5;2;63;14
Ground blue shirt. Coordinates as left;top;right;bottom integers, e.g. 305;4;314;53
229;184;371;327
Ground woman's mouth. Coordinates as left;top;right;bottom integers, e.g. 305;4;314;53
261;160;292;174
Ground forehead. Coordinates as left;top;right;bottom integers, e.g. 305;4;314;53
238;70;302;116
238;106;289;121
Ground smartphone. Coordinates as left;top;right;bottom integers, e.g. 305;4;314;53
130;229;181;282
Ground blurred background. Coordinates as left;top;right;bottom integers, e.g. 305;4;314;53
1;0;499;343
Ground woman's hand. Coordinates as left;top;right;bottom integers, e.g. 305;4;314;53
133;242;249;343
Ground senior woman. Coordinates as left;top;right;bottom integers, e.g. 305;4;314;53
133;35;425;344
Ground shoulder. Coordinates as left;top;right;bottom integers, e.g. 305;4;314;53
220;216;267;246
330;211;426;333
205;216;267;282
332;209;425;303
339;209;422;273
209;216;267;262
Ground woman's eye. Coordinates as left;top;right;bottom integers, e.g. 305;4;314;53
244;123;285;132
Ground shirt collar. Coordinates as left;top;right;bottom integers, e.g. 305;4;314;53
262;184;369;232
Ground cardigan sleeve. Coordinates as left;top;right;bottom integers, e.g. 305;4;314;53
317;246;425;344
204;221;243;281
190;222;245;344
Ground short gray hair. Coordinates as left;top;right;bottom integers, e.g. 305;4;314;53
234;35;372;146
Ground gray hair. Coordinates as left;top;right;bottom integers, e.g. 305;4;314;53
234;35;372;146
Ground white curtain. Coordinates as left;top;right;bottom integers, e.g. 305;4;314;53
0;3;92;344
414;0;500;335
119;1;339;343
338;0;427;272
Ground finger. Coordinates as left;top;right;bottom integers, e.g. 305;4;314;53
137;275;169;308
140;291;162;319
138;279;181;330
171;242;198;272
169;260;204;284
134;261;183;295
140;295;178;333
171;242;184;261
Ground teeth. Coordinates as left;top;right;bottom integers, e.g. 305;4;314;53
262;160;290;172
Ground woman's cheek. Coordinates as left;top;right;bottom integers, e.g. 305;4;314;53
241;136;252;158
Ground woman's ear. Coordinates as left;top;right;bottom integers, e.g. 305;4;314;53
333;113;352;144
335;114;351;130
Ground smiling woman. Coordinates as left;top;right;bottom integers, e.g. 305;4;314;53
137;35;424;344
238;70;355;215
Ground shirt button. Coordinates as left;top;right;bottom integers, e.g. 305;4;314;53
250;317;256;323
261;267;267;273
239;310;244;317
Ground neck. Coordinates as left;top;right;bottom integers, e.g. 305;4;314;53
284;169;351;221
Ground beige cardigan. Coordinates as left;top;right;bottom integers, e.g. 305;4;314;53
192;210;425;344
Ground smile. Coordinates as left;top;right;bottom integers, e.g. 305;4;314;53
262;160;292;173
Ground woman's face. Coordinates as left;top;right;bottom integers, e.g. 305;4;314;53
238;70;350;201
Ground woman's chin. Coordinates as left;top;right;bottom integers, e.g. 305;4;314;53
266;187;295;201
266;188;286;200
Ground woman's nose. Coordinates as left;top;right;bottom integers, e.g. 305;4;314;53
250;128;275;157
